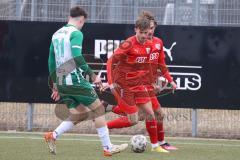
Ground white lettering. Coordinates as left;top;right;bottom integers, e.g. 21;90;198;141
94;39;122;59
149;52;159;60
86;70;202;91
136;57;147;63
171;72;201;91
94;40;106;59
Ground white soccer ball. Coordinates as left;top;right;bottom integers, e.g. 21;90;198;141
130;135;147;153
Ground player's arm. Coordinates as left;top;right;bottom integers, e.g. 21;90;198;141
48;42;60;101
107;41;129;86
48;42;56;87
107;41;129;105
107;40;130;103
158;41;177;89
70;31;100;84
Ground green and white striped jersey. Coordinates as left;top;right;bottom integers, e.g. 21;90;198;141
48;24;93;86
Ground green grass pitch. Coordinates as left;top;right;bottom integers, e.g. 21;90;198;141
0;132;239;160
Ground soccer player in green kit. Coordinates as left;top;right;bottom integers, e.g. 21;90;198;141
45;6;128;156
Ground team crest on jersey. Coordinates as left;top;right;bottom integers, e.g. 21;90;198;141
146;48;151;54
155;43;161;50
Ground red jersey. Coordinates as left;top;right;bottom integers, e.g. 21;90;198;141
107;36;153;88
146;36;173;84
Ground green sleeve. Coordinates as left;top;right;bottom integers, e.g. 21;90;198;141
70;31;94;76
48;42;56;83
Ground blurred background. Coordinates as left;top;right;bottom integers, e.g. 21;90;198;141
1;0;240;26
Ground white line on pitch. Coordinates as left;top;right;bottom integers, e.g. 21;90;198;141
0;136;240;147
1;131;240;142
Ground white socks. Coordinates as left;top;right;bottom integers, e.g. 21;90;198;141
158;140;166;145
151;143;159;148
53;122;112;151
53;121;74;139
96;126;112;151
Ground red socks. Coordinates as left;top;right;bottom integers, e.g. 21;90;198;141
157;121;164;141
146;119;158;144
107;116;133;129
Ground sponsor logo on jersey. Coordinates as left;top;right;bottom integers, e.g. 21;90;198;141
133;49;139;54
136;57;148;63
146;47;151;54
149;52;159;60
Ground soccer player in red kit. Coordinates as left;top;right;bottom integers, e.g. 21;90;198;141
141;11;178;150
106;11;178;151
107;17;168;153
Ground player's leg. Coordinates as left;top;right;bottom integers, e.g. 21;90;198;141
107;107;139;129
104;102;145;121
102;100;126;116
109;105;126;116
107;89;139;129
95;85;127;116
135;88;158;150
136;88;168;153
152;97;178;150
44;83;102;155
53;103;89;138
150;95;164;144
85;98;128;156
44;96;88;154
138;101;166;153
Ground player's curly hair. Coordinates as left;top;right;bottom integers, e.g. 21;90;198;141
138;10;157;26
70;6;87;18
135;18;151;30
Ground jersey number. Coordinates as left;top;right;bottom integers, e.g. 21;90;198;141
53;39;64;58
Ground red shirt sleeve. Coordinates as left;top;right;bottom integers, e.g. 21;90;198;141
107;40;131;84
158;40;173;82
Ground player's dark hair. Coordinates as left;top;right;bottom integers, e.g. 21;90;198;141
138;10;157;26
135;18;150;30
70;6;87;18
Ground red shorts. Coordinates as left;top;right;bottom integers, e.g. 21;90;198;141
116;85;151;114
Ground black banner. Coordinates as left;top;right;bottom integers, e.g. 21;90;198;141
0;20;239;109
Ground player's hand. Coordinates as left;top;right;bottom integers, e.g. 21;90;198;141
109;83;120;92
100;83;110;92
92;74;103;91
51;89;60;101
152;83;160;93
170;81;177;91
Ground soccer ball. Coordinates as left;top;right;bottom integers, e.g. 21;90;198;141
130;135;147;153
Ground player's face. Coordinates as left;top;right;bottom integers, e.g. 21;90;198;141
135;28;149;44
75;16;85;30
148;21;156;40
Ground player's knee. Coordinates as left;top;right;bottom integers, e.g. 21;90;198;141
68;111;89;123
128;114;139;125
145;113;155;121
90;105;105;119
137;110;145;121
155;109;164;121
138;115;145;121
